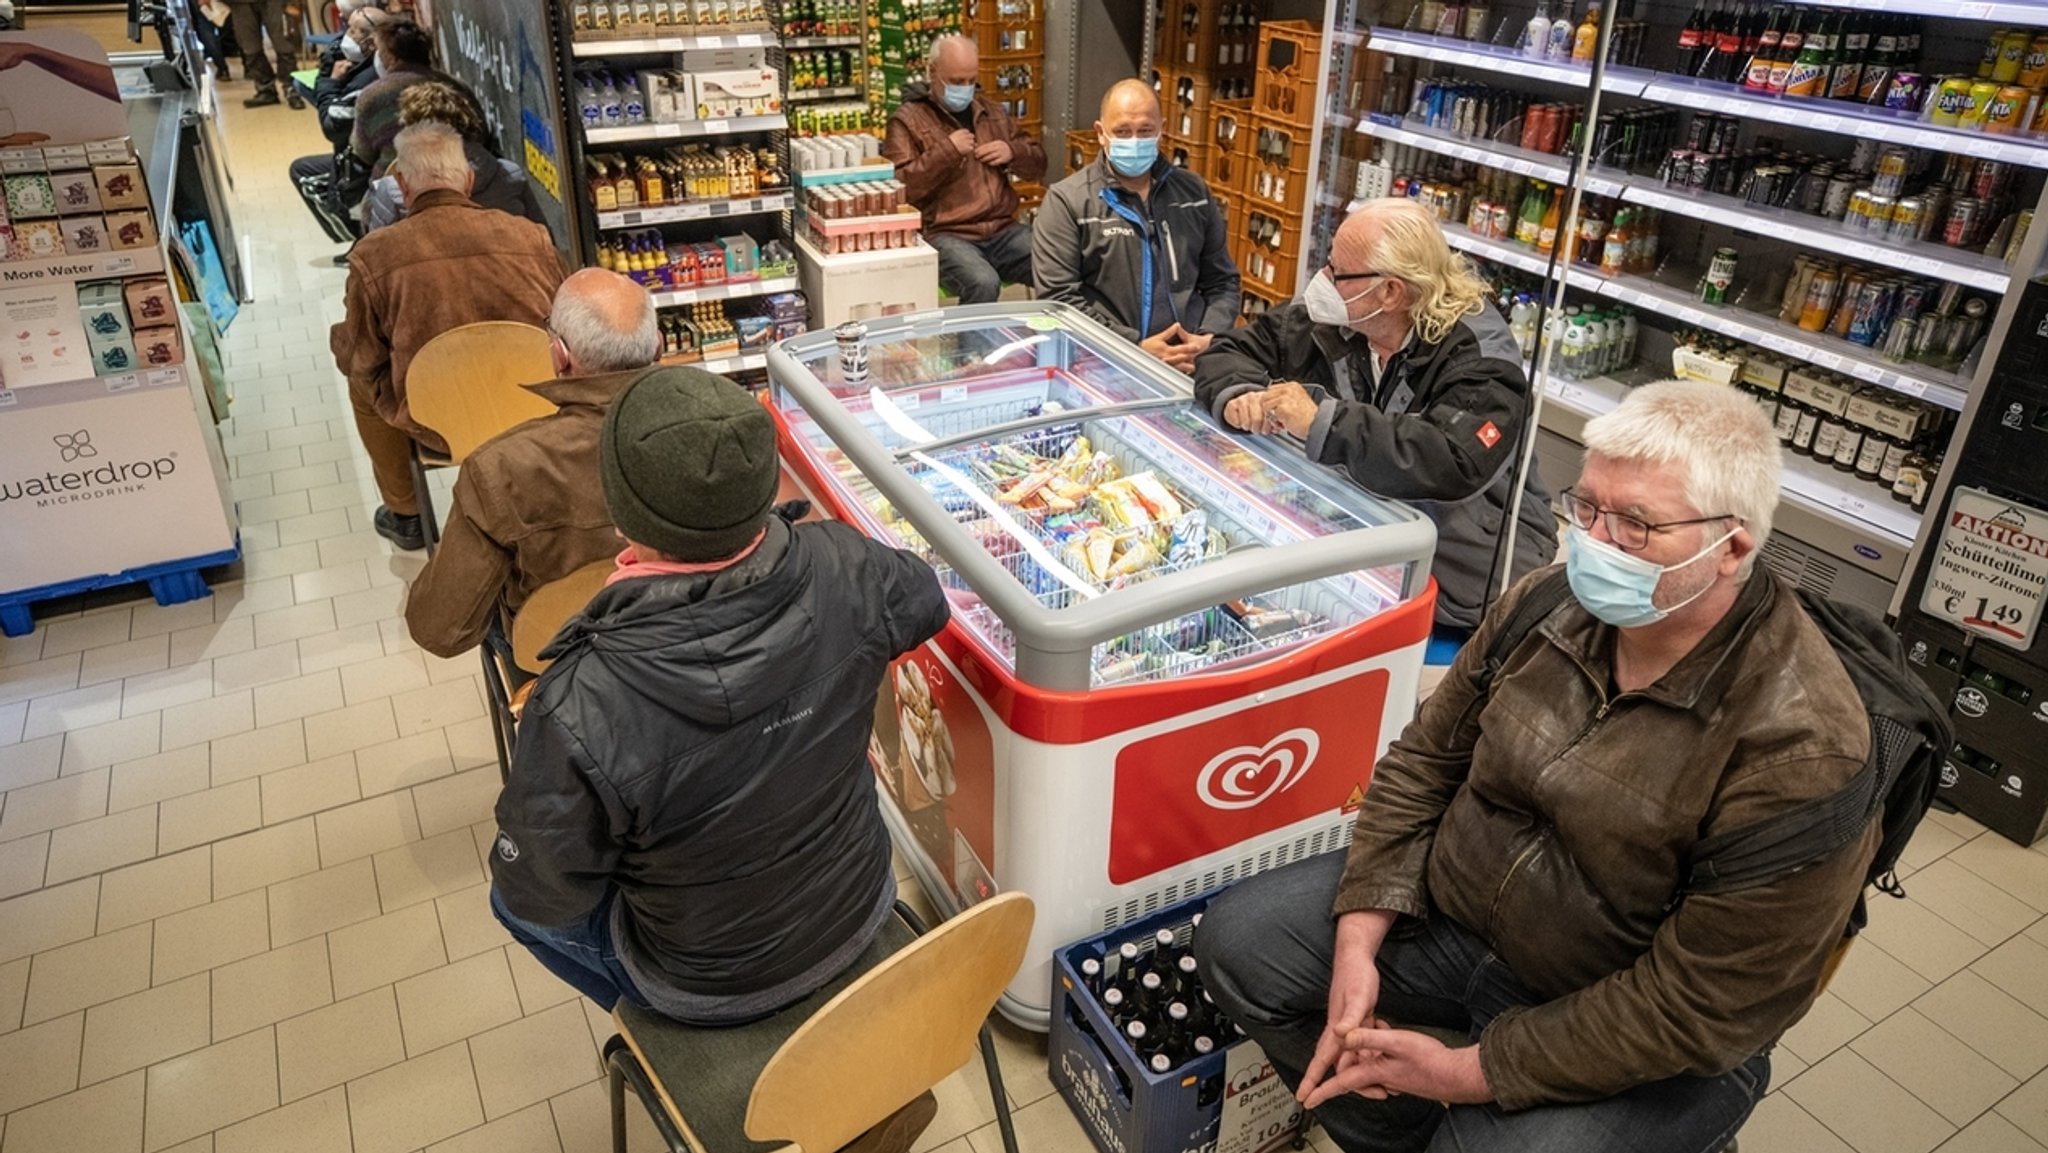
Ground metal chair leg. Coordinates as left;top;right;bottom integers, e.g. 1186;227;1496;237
604;1035;692;1153
407;448;441;555
479;644;514;783
979;1022;1021;1153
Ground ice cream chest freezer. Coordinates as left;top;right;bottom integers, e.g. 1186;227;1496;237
765;302;1438;1028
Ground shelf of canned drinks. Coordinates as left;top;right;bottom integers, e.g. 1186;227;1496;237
1539;371;1923;546
596;190;793;230
1368;27;2048;171
570;31;773;56
1766;1;2048;26
649;274;800;307
1359;114;2014;294
1420;215;1975;410
585;113;787;144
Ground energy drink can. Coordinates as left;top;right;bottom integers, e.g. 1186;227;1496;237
1847;282;1890;347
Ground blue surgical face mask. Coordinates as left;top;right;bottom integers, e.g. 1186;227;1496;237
940;82;976;112
1105;134;1159;177
1564;523;1737;629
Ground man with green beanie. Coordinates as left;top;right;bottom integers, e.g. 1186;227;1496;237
488;366;949;1049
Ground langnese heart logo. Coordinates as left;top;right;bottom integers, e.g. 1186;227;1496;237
1195;728;1320;811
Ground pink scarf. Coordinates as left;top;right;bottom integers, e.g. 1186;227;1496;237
604;528;769;586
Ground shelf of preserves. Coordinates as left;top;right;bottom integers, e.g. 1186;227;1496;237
648;274;801;307
1359;114;2010;294
569;30;772;56
1634;74;2048;171
585;113;787;144
786;85;864;101
596;191;793;230
1356;116;1626;197
1539;370;1921;548
1424;218;1974;411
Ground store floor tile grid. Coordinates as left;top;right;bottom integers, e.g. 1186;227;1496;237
2;80;2048;1153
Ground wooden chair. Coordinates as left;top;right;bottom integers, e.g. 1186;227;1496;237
481;559;612;780
604;893;1035;1153
404;321;557;553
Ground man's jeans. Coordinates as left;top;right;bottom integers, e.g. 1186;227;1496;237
1194;853;1770;1153
492;887;648;1011
928;222;1034;305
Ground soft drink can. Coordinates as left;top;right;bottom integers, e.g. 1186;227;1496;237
1995;30;2029;83
1929;77;1974;127
1986;85;2033;134
1888;196;1928;244
1944;198;1985;247
1971;159;2013;198
1847;282;1889;346
1885;72;1927;112
835;320;869;384
1962;81;2002;130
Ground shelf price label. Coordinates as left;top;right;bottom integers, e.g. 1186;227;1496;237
702;119;730;134
1810;349;1844;370
1921;486;2048;649
709;201;732;216
105;374;140;393
0;389;15;407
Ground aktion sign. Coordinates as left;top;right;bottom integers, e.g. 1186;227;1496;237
1920;486;2048;651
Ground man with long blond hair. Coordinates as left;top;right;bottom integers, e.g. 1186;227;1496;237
1195;198;1556;643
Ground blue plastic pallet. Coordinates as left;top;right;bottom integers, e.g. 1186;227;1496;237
0;543;242;637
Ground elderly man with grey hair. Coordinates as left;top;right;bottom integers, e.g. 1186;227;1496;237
332;120;565;552
403;268;658;659
1194;379;1876;1153
881;33;1046;303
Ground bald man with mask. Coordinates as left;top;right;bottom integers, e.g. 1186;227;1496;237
1034;79;1240;372
1194;199;1557;644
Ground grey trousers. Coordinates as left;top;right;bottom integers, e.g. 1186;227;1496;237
227;0;294;90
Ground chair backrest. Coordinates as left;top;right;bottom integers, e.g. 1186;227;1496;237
510;559;613;674
746;893;1035;1153
406;321;558;462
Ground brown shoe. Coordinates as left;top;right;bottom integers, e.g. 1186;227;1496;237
837;1091;937;1153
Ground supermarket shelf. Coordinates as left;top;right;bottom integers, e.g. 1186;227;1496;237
1365;27;1625;91
1540;371;1920;548
648;274;800;307
585;114;786;144
1620;184;2012;295
596;192;793;230
0;247;164;284
786;85;863;101
1593;273;1973;410
570;30;771;56
1357;115;1626;197
1634;74;2048;171
1772;0;2048;22
664;351;769;374
794;162;896;186
1428;221;1974;410
784;35;862;48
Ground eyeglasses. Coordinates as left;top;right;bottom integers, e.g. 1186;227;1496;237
1558;486;1736;552
1324;264;1385;285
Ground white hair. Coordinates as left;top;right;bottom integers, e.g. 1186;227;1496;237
551;283;659;372
1580;378;1781;578
927;34;976;76
390;120;470;192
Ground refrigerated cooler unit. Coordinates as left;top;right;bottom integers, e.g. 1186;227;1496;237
766;302;1439;1027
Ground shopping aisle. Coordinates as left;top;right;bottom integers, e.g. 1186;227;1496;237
1;78;2047;1153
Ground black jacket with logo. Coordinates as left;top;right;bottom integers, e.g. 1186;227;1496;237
491;513;949;1012
1193;301;1557;630
1033;155;1241;338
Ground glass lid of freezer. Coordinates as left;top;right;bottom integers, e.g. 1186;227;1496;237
768;304;1430;690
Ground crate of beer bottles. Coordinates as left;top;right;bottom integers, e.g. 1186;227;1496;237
1207;129;1252;199
1160;69;1214;145
1050;890;1304;1153
1013;178;1047;220
1252;20;1322;129
1158;0;1266;82
1241;112;1311;214
1163;137;1213;182
1066;128;1100;176
1239;204;1303;299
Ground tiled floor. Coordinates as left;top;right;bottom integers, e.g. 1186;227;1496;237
4;68;2048;1153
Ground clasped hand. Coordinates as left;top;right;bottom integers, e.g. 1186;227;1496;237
1298;913;1490;1109
1140;322;1212;375
1221;381;1318;438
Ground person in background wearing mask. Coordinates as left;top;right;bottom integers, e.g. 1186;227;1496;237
360;81;546;232
1194;379;1875;1153
346;20;471;190
881;34;1046;305
1193;198;1556;648
1032;79;1239;374
286;4;390;241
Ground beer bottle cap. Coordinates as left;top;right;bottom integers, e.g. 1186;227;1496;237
1155;929;1177;949
1103;988;1125;1008
1193;1035;1216;1054
1126;1021;1148;1041
1149;1053;1174;1073
1081;958;1101;975
1141;972;1164;992
1178;955;1199;975
1168;1002;1190;1022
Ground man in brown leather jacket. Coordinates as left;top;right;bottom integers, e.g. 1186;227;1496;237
1196;380;1875;1153
330;120;565;550
881;34;1046;304
402;269;656;658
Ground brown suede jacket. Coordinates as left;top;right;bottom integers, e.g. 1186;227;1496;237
329;189;564;452
1336;565;1876;1110
881;80;1047;241
402;369;640;658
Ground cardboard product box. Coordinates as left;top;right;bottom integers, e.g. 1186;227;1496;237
41;144;89;169
14;218;64;258
133;324;184;367
63;216;109;254
693;69;780;119
734;314;772;349
719;234;759;280
0;147;46;175
84;137;134;165
0;224;15;262
78;281;132;341
1846;389;1922;443
123;278;175;326
50;170;101;214
87;334;139;376
0;283;96;386
94;164;148;212
5;173;57;219
106;210;159;250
